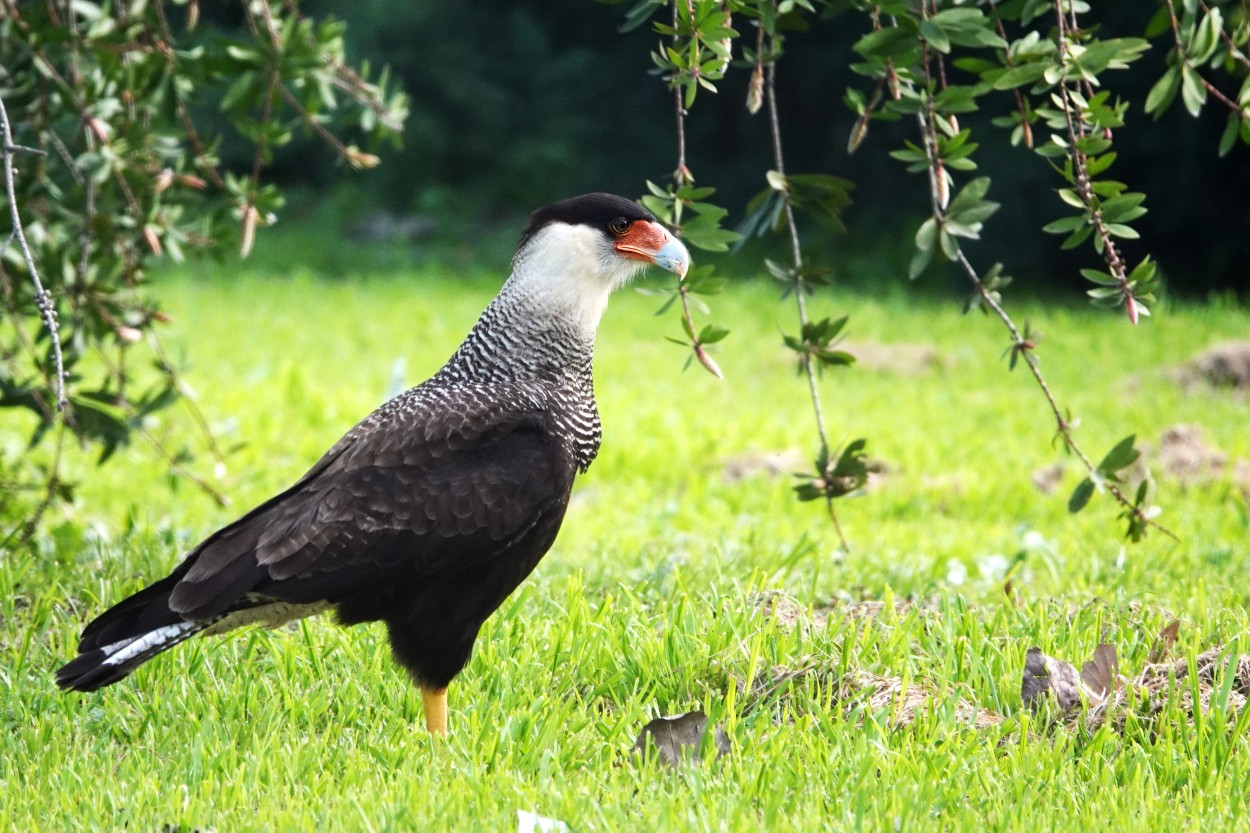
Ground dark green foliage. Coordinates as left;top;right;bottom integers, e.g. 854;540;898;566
0;2;404;534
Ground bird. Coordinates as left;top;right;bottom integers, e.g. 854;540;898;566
56;192;690;735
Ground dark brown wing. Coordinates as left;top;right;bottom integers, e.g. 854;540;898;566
163;386;576;620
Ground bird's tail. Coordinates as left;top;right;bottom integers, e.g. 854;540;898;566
56;575;210;692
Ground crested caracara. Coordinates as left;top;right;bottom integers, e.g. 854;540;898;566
57;193;691;735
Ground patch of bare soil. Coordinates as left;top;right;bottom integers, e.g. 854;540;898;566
1031;462;1066;495
721;450;890;488
844;341;944;375
751;591;927;633
735;659;1002;729
1036;424;1250;498
722;449;807;484
1156;423;1227;483
745;595;1248;738
1177;341;1250;391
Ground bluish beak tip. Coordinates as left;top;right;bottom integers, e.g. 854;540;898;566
654;236;691;278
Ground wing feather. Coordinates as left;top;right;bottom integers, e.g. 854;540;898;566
166;386;574;619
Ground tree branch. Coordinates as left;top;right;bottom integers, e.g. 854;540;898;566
913;103;1177;542
0;93;67;412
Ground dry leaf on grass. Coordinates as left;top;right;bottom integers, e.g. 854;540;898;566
1022;647;1094;711
1148;619;1180;664
631;711;731;768
1022;631;1250;732
1080;643;1120;702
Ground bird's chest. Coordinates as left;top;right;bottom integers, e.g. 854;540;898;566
551;398;602;473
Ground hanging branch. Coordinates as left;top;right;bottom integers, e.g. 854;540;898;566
912;53;1177;543
1052;4;1148;325
663;0;724;380
0;94;66;412
765;61;829;460
762;26;854;550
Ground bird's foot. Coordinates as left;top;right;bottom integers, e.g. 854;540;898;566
421;685;448;736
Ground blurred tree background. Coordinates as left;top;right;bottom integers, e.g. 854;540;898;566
273;0;1249;295
3;0;1248;541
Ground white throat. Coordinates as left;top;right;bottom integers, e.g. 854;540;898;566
503;223;645;338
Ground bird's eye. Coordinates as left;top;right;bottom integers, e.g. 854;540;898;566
608;217;631;235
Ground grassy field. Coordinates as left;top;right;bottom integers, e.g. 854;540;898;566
3;246;1249;831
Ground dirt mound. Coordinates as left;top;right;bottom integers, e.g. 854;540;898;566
1178;341;1250;390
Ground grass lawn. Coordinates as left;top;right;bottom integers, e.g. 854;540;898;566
3;244;1249;831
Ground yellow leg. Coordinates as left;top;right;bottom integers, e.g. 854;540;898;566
422;685;448;736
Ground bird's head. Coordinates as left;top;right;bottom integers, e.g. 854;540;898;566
518;192;690;285
508;193;691;334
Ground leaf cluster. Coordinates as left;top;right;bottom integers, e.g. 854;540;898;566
0;1;405;532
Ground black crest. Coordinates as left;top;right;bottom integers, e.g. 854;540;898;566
518;193;656;250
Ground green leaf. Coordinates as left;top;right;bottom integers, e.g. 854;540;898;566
909;244;933;280
1181;65;1207;117
1219;112;1239;157
697;324;730;345
1127;257;1158;286
991;62;1048;91
1080;268;1120;286
919;19;951;54
1043;216;1087;234
852;26;919;60
914;217;937;252
945;177;992;215
1190;8;1222;64
1057;188;1085;209
1069;478;1095;513
1145;67;1181;117
1087;286;1124;300
1098;435;1140;473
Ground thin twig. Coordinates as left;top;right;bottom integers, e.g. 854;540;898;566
136;426;230;507
666;0;719;379
765;35;847;549
278;85;371;166
0;94;67;411
153;0;226;190
987;0;1035;147
673;0;693;186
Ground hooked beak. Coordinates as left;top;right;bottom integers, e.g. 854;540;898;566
614;220;691;278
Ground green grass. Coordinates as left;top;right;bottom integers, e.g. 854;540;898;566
3;249;1250;831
